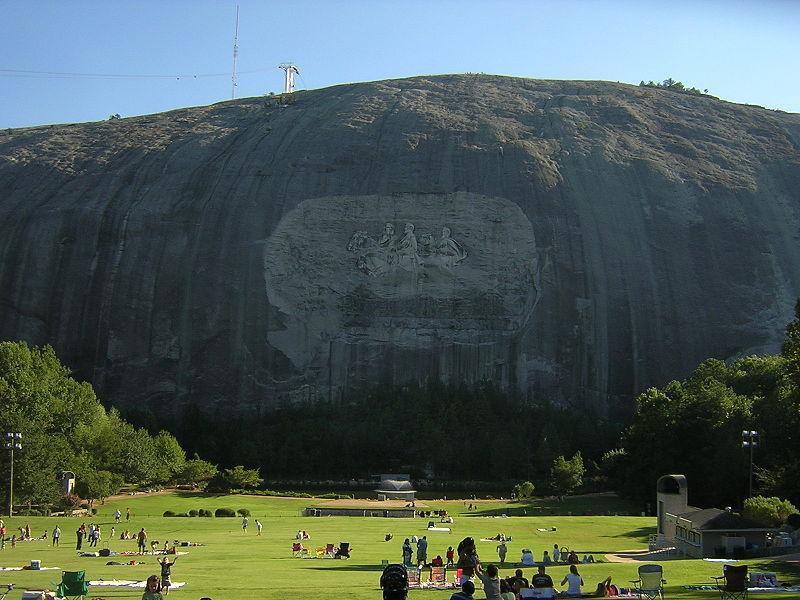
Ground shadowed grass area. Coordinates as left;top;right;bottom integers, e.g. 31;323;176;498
0;492;795;599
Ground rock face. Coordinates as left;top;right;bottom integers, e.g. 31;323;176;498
1;75;799;416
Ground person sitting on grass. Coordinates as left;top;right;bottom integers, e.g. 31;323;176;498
431;555;444;567
141;574;163;600
561;564;584;597
541;550;552;564
593;577;613;598
531;565;555;598
508;569;529;593
499;579;516;600
450;580;475;600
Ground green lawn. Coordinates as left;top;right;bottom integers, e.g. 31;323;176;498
0;493;796;599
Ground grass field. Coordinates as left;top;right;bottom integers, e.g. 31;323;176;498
0;492;797;599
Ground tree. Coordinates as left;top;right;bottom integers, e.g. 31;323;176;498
152;431;186;483
223;465;263;489
551;452;584;498
178;458;218;485
75;469;122;507
742;496;798;527
782;299;800;387
0;341;198;501
513;481;535;499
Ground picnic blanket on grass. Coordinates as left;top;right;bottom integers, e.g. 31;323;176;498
0;566;60;571
88;579;186;589
684;585;800;593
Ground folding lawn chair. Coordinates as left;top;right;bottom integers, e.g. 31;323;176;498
407;566;422;589
315;546;326;558
292;542;307;557
335;541;351;558
55;570;89;600
429;566;447;588
713;564;748;600
631;564;666;600
325;543;336;558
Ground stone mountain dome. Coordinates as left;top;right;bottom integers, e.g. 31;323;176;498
1;74;799;418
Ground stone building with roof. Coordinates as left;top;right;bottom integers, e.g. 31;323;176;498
657;474;777;558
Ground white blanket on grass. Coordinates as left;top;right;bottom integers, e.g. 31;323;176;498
88;580;186;589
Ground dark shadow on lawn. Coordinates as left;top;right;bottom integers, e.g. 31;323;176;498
175;491;219;499
301;563;385;572
747;559;800;583
615;526;657;538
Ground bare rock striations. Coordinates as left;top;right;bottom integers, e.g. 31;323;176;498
1;75;799;416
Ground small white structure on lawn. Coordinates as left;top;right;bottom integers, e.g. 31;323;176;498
59;471;76;496
375;474;416;501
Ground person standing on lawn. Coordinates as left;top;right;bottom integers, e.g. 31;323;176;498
497;540;507;565
158;555;177;595
52;525;60;547
255;519;263;535
137;528;148;555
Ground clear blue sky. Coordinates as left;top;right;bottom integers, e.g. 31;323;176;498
1;0;798;128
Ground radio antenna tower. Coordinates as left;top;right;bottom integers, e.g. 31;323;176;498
278;63;300;94
231;5;240;99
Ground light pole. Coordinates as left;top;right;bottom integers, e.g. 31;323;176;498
4;432;22;517
742;430;759;498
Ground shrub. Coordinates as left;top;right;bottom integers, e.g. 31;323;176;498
188;509;199;517
59;494;82;511
215;507;236;517
513;481;535;499
163;510;176;517
91;508;97;515
237;508;251;517
743;496;798;527
199;509;213;517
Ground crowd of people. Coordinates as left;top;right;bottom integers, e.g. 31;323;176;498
0;512;181;600
384;535;613;600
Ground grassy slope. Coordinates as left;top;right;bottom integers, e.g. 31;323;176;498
0;493;796;599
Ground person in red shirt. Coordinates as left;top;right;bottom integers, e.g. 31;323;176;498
446;546;455;567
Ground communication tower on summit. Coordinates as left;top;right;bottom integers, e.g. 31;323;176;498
231;5;240;99
278;63;300;94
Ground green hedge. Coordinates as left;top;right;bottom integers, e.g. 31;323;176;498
215;507;236;517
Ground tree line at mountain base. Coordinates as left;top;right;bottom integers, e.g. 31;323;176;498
4;302;800;513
